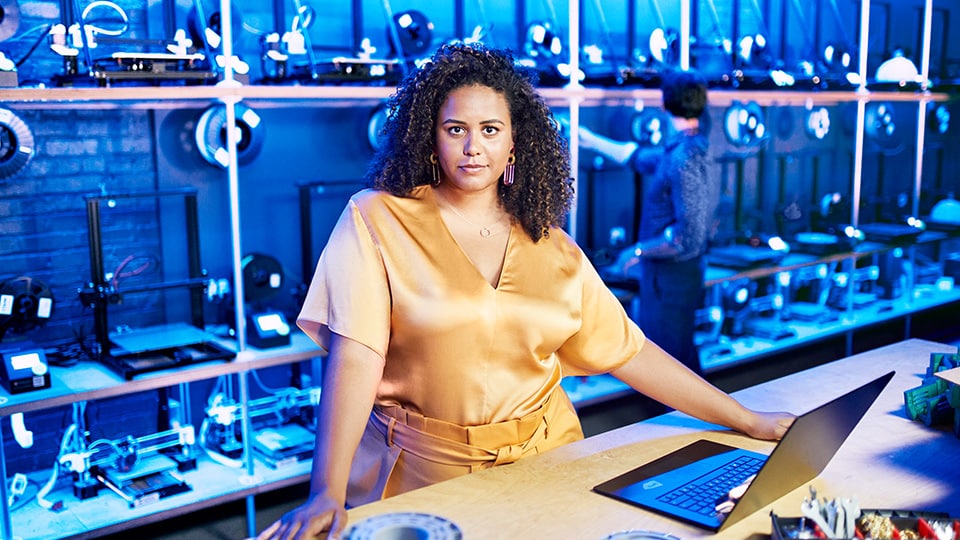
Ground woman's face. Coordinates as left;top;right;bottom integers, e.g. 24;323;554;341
434;84;514;193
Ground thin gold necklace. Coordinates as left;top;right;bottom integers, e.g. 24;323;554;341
435;189;502;238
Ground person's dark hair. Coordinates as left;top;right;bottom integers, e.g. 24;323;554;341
660;70;708;119
365;42;573;242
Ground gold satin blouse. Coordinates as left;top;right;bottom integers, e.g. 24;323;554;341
298;185;646;428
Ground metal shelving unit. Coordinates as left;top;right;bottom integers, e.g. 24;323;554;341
0;332;323;539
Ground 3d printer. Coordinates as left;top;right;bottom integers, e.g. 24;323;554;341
48;0;219;87
694;305;734;362
827;264;881;311
202;383;320;470
78;189;235;379
782;262;839;323
741;273;798;341
59;424;197;508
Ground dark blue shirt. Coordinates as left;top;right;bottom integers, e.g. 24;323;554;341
630;129;717;262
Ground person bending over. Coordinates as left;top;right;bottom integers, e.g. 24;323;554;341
578;70;716;376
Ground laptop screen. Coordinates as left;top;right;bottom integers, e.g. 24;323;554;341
593;370;895;531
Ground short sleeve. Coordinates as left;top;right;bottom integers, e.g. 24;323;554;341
629;146;662;176
297;199;391;358
556;251;646;376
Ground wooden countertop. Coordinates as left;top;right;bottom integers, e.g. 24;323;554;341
347;338;960;539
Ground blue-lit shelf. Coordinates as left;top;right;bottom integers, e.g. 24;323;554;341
700;285;960;372
7;453;313;540
566;284;960;408
561;374;633;409
0;332;323;540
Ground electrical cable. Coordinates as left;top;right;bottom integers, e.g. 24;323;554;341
37;423;79;510
110;253;156;292
80;0;129;36
12;23;53;68
70;310;100;363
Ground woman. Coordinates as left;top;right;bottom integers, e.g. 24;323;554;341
258;43;793;540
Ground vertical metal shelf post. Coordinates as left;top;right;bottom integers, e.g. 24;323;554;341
904;0;935;336
567;0;581;241
843;0;872;356
0;416;10;539
211;0;258;536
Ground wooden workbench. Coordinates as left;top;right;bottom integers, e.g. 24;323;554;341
347;338;960;539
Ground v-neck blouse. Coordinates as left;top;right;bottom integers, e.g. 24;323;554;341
298;185;646;427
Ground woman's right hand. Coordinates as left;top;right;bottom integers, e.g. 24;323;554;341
256;492;348;540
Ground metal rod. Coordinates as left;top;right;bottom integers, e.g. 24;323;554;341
851;97;866;228
454;0;465;41
473;0;493;45
185;193;205;329
291;0;319;80
920;0;932;90
702;0;731;46
785;0;817;60
0;416;10;540
908;0;933;312
567;0;580;240
191;0;218;75
86;198;110;356
70;0;95;76
215;4;257;537
826;0;855;52
856;0;869;91
352;0;363;52
681;0;690;70
746;0;771;39
111;277;210;296
586;0;621;77
299;184;315;289
380;0;409;77
649;0;667;29
86;188;197;201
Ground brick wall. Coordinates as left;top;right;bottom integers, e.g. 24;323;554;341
0;108;162;340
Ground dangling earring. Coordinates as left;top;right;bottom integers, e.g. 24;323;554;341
430;153;441;186
503;150;515;186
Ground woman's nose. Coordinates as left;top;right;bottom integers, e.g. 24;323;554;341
463;136;480;155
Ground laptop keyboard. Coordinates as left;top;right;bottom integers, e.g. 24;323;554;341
656;455;764;516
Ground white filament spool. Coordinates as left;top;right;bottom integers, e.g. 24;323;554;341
344;512;462;540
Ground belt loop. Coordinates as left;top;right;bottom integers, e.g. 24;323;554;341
387;417;397;447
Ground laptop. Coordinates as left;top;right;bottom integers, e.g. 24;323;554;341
593;370;895;532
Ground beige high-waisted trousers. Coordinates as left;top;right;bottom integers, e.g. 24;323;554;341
345;386;584;507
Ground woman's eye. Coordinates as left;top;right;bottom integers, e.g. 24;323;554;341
448;126;465;135
483;126;499;135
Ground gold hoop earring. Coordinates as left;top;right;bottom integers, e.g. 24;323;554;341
503;152;516;186
430;153;441;186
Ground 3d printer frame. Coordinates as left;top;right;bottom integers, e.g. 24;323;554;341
81;189;233;378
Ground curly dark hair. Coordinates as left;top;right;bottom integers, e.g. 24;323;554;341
365;42;573;242
660;70;708;119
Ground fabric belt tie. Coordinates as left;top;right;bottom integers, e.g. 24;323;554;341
371;389;559;471
493;442;525;466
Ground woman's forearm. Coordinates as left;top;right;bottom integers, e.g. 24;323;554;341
611;340;753;433
309;333;385;501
